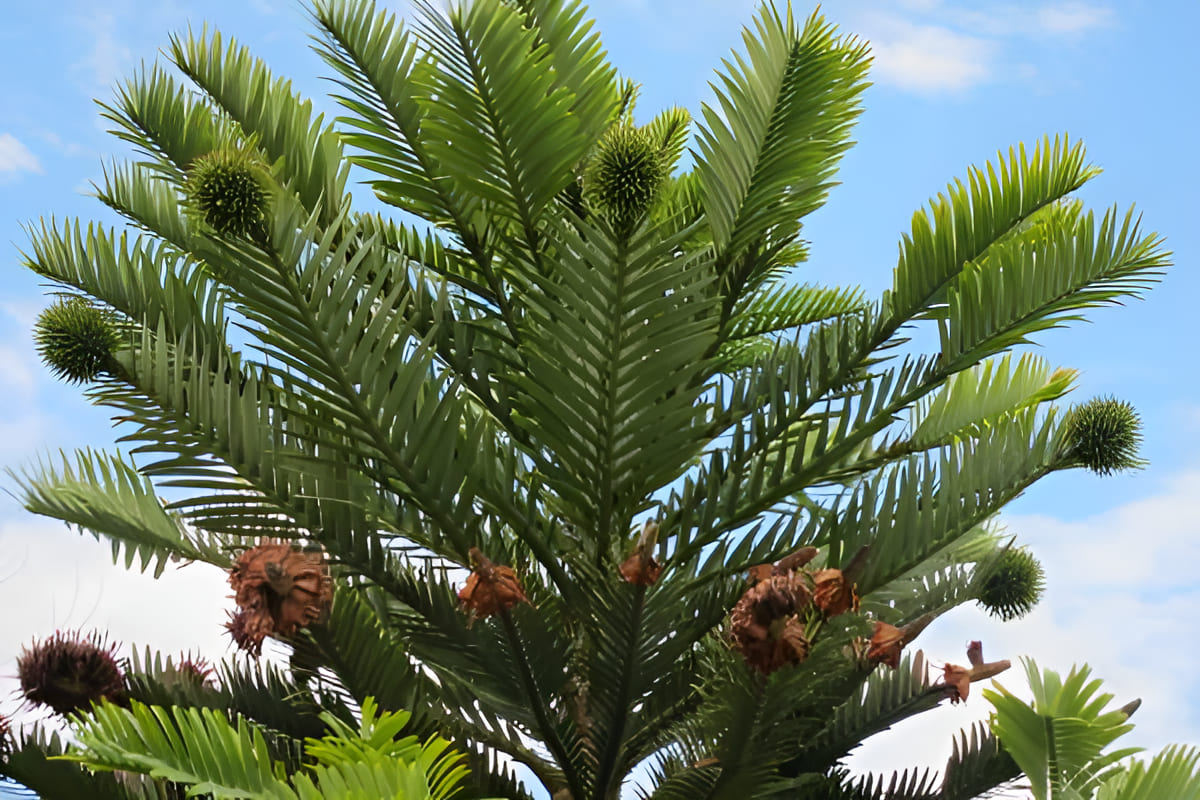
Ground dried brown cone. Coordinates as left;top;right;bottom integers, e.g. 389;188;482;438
866;613;936;669
747;546;819;584
729;573;813;674
17;630;127;716
225;608;271;658
941;640;1011;704
811;568;858;617
458;547;529;620
619;521;663;586
226;541;332;655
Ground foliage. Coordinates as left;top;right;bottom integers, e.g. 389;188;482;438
58;696;494;799
987;660;1200;800
1;0;1169;798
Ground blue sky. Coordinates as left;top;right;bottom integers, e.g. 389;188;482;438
1;0;1198;793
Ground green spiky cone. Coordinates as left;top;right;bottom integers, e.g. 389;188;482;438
585;125;665;231
17;631;127;716
33;297;119;384
1064;396;1144;475
186;151;270;239
977;547;1045;621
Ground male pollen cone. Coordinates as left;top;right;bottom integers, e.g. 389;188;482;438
458;547;529;618
17;630;127;716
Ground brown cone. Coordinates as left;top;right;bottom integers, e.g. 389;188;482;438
226;541;332;655
730;573;813;674
459;547;529;619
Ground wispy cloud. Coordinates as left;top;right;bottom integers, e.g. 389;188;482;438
843;1;1115;94
1036;2;1114;34
69;9;133;94
0;134;42;179
857;16;996;93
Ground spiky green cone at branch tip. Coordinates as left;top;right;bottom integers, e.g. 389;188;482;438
977;547;1045;621
584;125;665;231
33;297;118;384
1064;396;1144;475
185;151;270;239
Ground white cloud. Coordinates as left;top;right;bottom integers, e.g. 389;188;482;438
841;2;1115;94
1036;2;1114;34
0;134;42;178
859;17;996;93
0;516;236;721
848;470;1200;783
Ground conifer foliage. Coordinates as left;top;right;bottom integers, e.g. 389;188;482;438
2;1;1168;798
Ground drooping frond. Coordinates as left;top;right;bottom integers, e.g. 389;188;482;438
10;449;223;575
793;651;941;775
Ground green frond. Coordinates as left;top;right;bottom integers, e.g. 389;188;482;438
695;7;869;274
67;701;299;798
908;353;1076;450
792;651;940;776
498;0;621;143
728;282;868;341
168;27;349;224
22;219;227;356
840;767;940;800
310;0;454;225
985;660;1141;800
95;161;196;249
511;216;719;536
938;722;1021;800
10;449;219;575
886;135;1099;330
413;0;596;236
125;648;336;746
830;408;1063;594
1096;745;1200;800
0;728;146;800
99;65;234;182
645;105;692;172
940;206;1167;364
355;213;496;300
